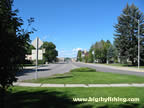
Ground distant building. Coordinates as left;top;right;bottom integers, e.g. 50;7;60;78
81;50;88;57
25;55;32;61
71;57;77;62
58;57;65;62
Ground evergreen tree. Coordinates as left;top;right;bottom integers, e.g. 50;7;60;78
114;3;144;65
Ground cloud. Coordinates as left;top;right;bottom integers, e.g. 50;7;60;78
58;48;82;57
72;48;82;52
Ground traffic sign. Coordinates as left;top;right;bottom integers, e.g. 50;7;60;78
32;37;43;48
31;37;43;80
32;50;43;60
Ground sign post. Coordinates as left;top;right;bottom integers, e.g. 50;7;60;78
32;37;43;79
36;37;38;79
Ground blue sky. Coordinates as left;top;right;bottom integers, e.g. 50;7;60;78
13;0;144;57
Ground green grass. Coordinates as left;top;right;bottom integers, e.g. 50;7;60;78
4;86;144;108
25;67;144;84
70;67;96;72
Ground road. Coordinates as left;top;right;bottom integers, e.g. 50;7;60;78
73;62;144;76
17;62;77;81
17;62;144;81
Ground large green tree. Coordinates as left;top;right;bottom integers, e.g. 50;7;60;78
0;0;34;107
114;3;144;65
42;42;58;63
91;40;112;63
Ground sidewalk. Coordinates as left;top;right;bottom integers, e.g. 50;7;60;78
13;82;144;87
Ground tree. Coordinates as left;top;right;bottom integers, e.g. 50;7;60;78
91;40;112;63
107;45;115;64
0;0;35;107
42;42;58;63
88;50;93;63
84;52;89;63
77;50;82;62
26;44;35;55
114;3;144;65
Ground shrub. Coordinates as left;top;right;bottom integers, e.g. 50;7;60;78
70;67;96;72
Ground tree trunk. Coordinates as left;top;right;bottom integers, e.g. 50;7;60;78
0;88;6;108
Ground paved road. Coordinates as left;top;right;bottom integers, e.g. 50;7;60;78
17;62;77;81
73;62;144;76
17;62;144;81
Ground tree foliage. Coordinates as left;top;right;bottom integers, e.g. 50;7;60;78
90;40;112;63
114;3;144;65
77;50;82;62
107;45;116;63
0;0;35;107
87;50;93;63
42;42;58;63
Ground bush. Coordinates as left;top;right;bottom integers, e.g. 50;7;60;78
70;67;96;72
38;60;45;64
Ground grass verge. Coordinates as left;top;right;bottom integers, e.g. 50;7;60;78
24;67;144;84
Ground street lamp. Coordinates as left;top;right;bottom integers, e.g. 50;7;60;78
123;15;140;69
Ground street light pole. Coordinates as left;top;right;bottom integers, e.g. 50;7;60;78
138;20;140;69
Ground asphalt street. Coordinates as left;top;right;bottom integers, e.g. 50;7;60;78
17;62;144;81
17;62;78;81
73;62;144;76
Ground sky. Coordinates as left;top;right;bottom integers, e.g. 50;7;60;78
13;0;144;58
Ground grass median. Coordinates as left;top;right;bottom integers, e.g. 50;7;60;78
24;67;144;84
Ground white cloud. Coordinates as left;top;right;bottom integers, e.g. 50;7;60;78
72;48;82;52
58;48;82;57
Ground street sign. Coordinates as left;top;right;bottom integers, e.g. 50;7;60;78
42;48;45;53
32;37;43;48
31;37;43;80
32;50;43;60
